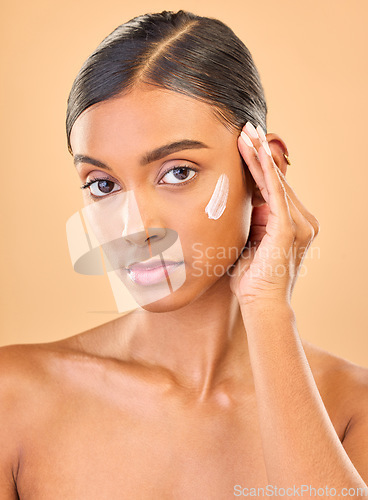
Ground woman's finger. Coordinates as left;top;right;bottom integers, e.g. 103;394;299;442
239;125;316;248
239;127;294;234
272;163;320;238
243;122;320;238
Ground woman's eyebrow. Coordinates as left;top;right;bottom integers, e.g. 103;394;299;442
73;139;210;170
140;139;210;166
73;155;111;170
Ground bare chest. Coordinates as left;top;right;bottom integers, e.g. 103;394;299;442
17;392;270;499
15;353;350;500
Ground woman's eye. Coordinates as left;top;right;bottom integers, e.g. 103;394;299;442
160;166;197;185
84;178;121;197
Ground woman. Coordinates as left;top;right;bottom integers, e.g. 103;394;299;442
1;9;367;498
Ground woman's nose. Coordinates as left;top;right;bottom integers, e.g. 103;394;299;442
121;190;166;246
123;227;167;247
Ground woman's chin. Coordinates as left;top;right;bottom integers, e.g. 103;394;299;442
134;275;230;314
136;289;195;313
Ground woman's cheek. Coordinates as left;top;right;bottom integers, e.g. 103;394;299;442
204;173;230;220
177;171;248;270
184;174;234;271
203;172;251;254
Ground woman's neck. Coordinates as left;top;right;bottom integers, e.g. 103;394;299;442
121;275;251;400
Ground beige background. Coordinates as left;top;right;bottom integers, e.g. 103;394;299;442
0;0;367;367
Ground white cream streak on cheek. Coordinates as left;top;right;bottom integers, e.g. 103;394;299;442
204;173;230;220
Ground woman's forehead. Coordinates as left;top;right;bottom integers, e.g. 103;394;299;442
69;87;233;153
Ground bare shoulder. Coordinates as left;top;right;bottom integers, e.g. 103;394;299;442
0;310;136;431
0;308;151;423
301;339;368;421
0;314;136;498
0;337;84;381
0;341;72;411
301;341;368;479
0;318;130;449
0;308;141;404
0;342;61;497
0;333;101;414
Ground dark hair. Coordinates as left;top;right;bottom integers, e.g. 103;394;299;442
66;9;267;154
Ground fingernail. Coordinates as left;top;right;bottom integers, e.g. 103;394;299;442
245;121;259;139
240;131;254;147
262;140;272;157
256;125;267;142
240;132;258;156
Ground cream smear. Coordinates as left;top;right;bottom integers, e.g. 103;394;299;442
204;173;229;220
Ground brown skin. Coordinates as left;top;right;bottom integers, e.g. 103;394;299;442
1;86;367;498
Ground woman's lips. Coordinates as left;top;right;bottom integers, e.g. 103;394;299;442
125;260;184;286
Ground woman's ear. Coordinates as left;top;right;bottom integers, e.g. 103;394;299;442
266;132;290;177
251;132;290;207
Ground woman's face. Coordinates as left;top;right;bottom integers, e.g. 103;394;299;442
69;85;254;312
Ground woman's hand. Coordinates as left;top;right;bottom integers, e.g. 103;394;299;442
229;121;320;307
